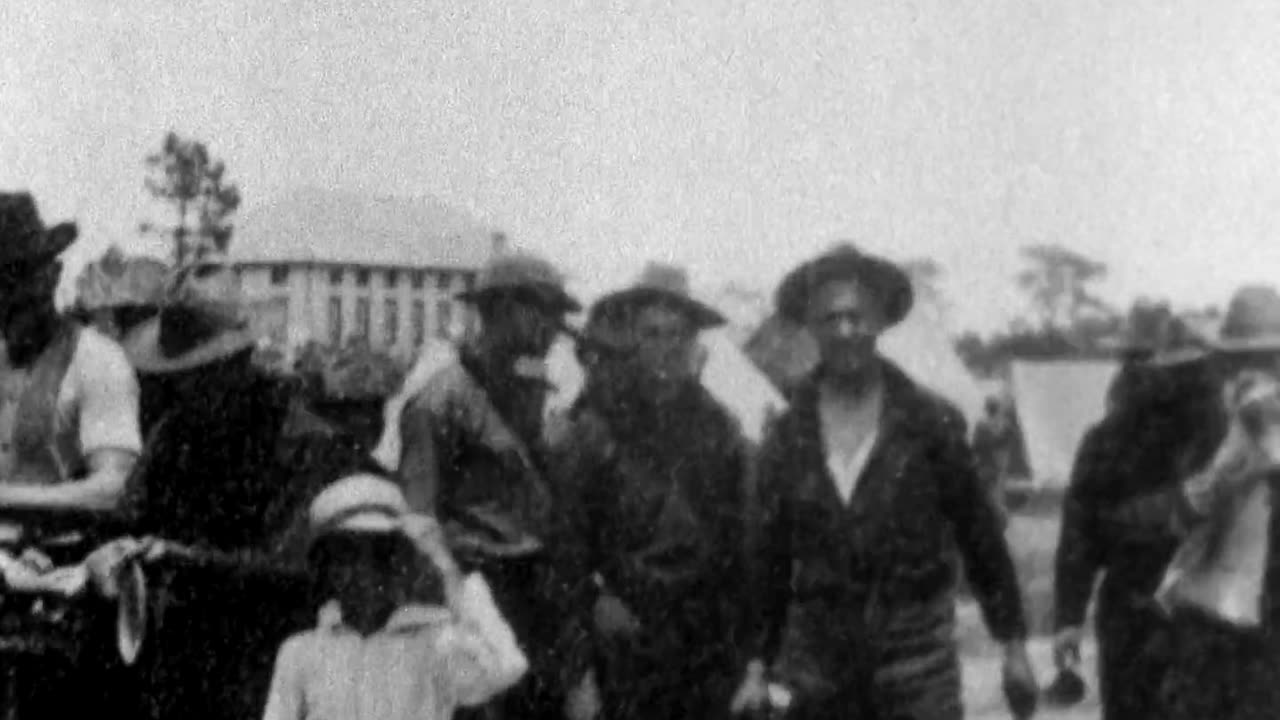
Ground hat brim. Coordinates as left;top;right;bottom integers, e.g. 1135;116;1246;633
122;315;258;374
1214;335;1280;354
775;250;914;326
0;222;79;268
323;511;402;535
590;287;727;330
457;283;582;314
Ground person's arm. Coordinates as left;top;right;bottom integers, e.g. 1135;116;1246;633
1052;427;1107;633
261;636;307;720
440;573;530;708
397;392;444;515
935;407;1028;644
742;422;795;670
0;336;141;513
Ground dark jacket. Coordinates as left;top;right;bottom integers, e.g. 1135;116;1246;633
550;379;752;712
749;361;1026;708
396;350;555;559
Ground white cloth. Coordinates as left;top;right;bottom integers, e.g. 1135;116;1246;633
262;574;528;720
0;326;143;483
819;383;883;504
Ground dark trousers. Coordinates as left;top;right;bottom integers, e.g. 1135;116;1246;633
1161;609;1280;720
1095;597;1174;720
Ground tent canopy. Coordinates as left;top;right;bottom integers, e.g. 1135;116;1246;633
1009;359;1117;485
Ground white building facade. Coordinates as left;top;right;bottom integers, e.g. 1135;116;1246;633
229;187;504;358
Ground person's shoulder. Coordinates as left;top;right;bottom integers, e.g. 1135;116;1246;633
72;325;136;380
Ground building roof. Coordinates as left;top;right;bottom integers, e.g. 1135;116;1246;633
229;186;497;270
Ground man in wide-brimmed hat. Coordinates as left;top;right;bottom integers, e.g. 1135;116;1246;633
0;192;143;515
734;243;1036;720
1100;285;1280;720
1050;301;1219;720
0;192;146;717
118;255;371;720
552;262;751;720
393;249;580;720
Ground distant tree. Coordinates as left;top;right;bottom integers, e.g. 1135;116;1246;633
140;131;242;265
901;257;944;306
1015;244;1113;333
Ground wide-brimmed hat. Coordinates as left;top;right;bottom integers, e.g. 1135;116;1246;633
1216;285;1280;354
0;192;78;268
1098;301;1211;366
121;255;258;374
308;473;411;538
589;262;726;332
457;251;581;315
775;243;914;326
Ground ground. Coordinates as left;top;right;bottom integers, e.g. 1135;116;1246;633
958;492;1102;720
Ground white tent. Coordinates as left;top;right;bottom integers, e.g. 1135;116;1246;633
878;291;987;426
1009;359;1117;486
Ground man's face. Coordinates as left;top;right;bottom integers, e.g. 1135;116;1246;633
0;262;59;349
805;278;887;379
488;297;562;358
632;303;700;387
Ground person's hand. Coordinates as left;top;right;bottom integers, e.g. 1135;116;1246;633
729;660;771;716
592;593;641;637
85;537;148;598
401;514;461;585
1002;641;1039;720
1052;626;1083;670
564;670;602;720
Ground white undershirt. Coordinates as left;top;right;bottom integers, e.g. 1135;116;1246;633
818;382;884;505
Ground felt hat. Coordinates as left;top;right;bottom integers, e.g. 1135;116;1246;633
1099;301;1211;366
589;262;726;332
457;251;581;315
0;192;78;268
774;243;914;326
1215;285;1280;354
121;254;258;373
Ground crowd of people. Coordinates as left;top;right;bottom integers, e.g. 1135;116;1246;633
0;187;1278;720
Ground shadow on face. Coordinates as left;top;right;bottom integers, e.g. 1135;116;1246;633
633;303;699;386
804;278;888;380
479;294;563;358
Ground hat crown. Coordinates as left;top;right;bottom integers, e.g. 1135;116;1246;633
632;262;694;298
309;474;410;535
0;192;77;264
1220;285;1280;344
474;251;567;295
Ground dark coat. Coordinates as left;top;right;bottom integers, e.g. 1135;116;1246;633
750;360;1026;719
1052;364;1218;720
129;368;371;720
550;380;752;720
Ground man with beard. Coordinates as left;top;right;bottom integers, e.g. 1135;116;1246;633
732;244;1035;720
119;255;370;720
554;263;750;720
394;251;581;720
0;192;143;715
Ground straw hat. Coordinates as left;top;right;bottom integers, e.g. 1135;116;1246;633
774;243;914;326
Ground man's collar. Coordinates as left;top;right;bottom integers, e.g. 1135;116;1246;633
316;599;452;634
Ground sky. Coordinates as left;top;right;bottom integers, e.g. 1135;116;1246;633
4;0;1280;333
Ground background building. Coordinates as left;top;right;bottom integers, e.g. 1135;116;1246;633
230;187;505;357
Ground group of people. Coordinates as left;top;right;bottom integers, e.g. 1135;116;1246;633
1052;289;1280;720
17;181;1280;720
0;189;1041;720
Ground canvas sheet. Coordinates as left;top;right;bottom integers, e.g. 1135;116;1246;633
1010;359;1117;485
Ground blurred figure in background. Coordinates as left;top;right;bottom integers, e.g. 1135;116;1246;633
972;396;1015;528
1050;305;1218;720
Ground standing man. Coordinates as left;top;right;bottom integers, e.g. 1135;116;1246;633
553;264;752;720
394;251;580;720
1050;308;1218;719
0;193;144;716
733;244;1036;720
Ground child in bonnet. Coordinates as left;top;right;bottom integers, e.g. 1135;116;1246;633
262;473;528;720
